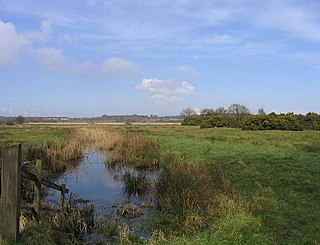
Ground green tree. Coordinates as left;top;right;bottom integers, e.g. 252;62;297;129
15;115;25;124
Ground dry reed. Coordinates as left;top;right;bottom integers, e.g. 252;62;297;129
23;126;160;177
155;158;234;234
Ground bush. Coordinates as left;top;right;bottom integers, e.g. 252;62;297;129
200;115;233;128
181;116;205;126
241;113;305;131
183;112;320;131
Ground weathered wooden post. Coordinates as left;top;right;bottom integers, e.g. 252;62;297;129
34;159;42;222
60;184;66;210
0;144;21;243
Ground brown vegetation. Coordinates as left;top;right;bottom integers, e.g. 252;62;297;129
23;126;160;177
155;157;235;234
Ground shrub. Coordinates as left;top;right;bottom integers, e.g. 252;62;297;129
200;115;233;128
241;113;305;131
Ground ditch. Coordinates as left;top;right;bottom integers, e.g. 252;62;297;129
44;148;162;243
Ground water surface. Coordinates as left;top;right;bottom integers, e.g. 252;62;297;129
45;149;161;241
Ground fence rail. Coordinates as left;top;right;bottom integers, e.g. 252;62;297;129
0;144;69;243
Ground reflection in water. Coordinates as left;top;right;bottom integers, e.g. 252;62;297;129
45;149;161;240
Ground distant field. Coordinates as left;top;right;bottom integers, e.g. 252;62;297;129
1;124;319;244
26;122;181;125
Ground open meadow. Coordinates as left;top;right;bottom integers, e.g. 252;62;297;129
0;123;319;244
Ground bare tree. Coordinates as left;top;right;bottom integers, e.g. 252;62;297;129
258;108;266;115
228;104;250;116
200;108;214;115
214;107;228;115
180;107;197;117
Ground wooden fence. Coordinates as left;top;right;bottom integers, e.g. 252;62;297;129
0;144;69;243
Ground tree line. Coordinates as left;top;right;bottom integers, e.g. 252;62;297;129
181;104;320;131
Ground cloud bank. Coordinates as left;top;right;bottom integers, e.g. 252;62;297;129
0;20;30;67
137;78;195;103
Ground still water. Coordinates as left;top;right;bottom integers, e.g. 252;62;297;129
45;148;161;241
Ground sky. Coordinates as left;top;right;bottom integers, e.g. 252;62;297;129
1;0;320;117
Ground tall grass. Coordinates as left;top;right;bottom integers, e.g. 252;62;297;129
154;158;234;235
74;126;160;166
23;126;160;177
19;195;94;245
122;171;151;196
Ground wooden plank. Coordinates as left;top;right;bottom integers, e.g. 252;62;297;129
20;169;36;181
0;144;21;243
34;160;42;221
20;169;69;193
42;179;69;193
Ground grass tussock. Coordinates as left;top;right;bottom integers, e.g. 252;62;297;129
96;217;144;244
17;196;94;245
152;158;268;243
152;161;270;243
122;171;151;196
52;195;94;237
155;159;233;235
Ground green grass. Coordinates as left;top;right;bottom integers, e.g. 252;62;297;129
122;125;320;244
1;124;320;244
0;124;72;146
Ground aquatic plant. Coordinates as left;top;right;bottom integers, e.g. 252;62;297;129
52;194;94;237
122;171;151;196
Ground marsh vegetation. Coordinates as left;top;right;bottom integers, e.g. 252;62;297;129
0;124;319;244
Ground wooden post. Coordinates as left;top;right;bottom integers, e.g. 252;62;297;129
34;159;42;222
60;184;66;210
0;144;21;243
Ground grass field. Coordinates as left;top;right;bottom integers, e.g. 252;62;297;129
137;126;320;244
1;124;319;244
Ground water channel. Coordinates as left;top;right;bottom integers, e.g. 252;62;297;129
45;148;162;242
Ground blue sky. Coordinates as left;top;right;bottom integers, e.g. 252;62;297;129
1;0;320;117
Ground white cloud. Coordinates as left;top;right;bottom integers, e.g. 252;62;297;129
136;78;195;103
36;47;68;72
177;81;195;95
25;20;52;43
100;57;138;77
72;62;95;78
0;20;30;67
0;19;68;71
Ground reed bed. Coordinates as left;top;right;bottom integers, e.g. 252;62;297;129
73;126;160;166
23;126;160;177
